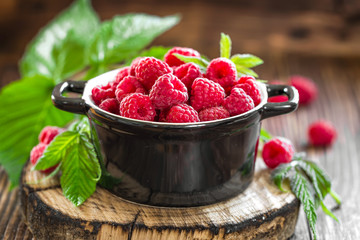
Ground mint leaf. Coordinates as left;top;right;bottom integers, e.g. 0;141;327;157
172;54;209;72
86;14;180;78
260;128;272;142
290;169;318;239
220;33;231;59
20;0;100;82
231;54;263;68
0;76;74;186
60;132;101;206
235;65;259;78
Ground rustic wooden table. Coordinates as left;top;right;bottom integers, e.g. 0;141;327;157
1;0;360;239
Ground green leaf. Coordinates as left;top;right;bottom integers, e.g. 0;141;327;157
231;54;264;68
125;46;172;65
20;0;100;82
220;33;231;59
290;170;318;239
60;132;101;206
260;128;272;142
296;160;324;201
320;201;339;222
235;65;259;78
271;163;292;192
0;76;75;186
172;54;209;72
87;13;180;75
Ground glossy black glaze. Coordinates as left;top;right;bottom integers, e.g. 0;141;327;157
52;70;298;207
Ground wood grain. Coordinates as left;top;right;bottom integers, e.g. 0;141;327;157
20;161;299;240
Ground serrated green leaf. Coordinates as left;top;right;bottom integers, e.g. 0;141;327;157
231;54;264;68
172;54;209;72
20;0;100;82
296;160;324;201
260;128;272;142
291;170;317;239
60;133;101;206
320;201;339;222
220;33;231;59
33;131;78;171
235;65;258;78
271;163;293;192
0;76;75;186
86;13;180;77
303;160;332;199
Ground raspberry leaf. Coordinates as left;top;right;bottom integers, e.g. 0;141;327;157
231;54;264;68
271;163;292;192
0;76;74;186
235;65;259;78
20;0;100;83
86;14;180;79
172;54;209;72
220;33;232;59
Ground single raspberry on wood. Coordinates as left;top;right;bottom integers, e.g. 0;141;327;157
91;83;115;105
233;76;261;106
290;75;318;105
262;137;295;169
115;76;147;102
199;106;230;121
174;62;202;90
164;47;201;67
120;93;156;121
205;57;237;90
149;73;188;110
190;78;225;112
135;57;172;91
99;98;120;115
39;126;63;144
30;143;59;174
165;104;200;123
308;120;337;146
110;67;130;90
223;88;254;116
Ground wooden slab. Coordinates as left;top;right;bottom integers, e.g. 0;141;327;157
20;161;299;240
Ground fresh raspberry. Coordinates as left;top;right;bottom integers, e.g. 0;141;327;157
268;95;288;103
115;76;146;102
174;62;202;90
290;75;317;105
190;78;225;111
149;73;188;110
233;76;261;106
91;83;115;105
135;57;172;91
110;67;130;90
30;143;59;174
308;120;337;146
223;88;255;116
164;47;201;67
99;98;120;115
199;106;230;122
165;104;200;123
262;137;295;169
39;126;63;144
129;57;145;76
205;57;237;90
120;93;156;121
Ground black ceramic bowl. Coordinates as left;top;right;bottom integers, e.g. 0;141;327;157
52;69;298;207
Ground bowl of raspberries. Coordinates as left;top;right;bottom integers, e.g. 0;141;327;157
52;47;298;207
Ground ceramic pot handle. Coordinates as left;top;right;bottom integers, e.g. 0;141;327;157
52;80;87;115
261;84;299;120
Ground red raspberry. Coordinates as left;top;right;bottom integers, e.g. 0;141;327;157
262;137;295;169
233;76;261;106
91;83;115;105
308;120;337;146
135;57;172;91
115;76;146;102
205;58;237;90
120;93;156;121
165;104;200;123
190;78;225;111
199;106;230;121
149;73;188;110
129;57;145;76
174;62;202;90
110;67;130;90
290;75;318;105
223;88;255;116
30;143;59;174
39;126;63;144
99;98;120;115
164;47;201;67
268;95;288;103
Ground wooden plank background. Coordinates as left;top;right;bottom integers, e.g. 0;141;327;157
1;0;360;239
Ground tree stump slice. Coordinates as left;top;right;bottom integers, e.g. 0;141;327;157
20;161;299;240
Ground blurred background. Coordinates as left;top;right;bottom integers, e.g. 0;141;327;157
0;0;360;87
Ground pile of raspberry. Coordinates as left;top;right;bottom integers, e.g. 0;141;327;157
91;47;262;123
